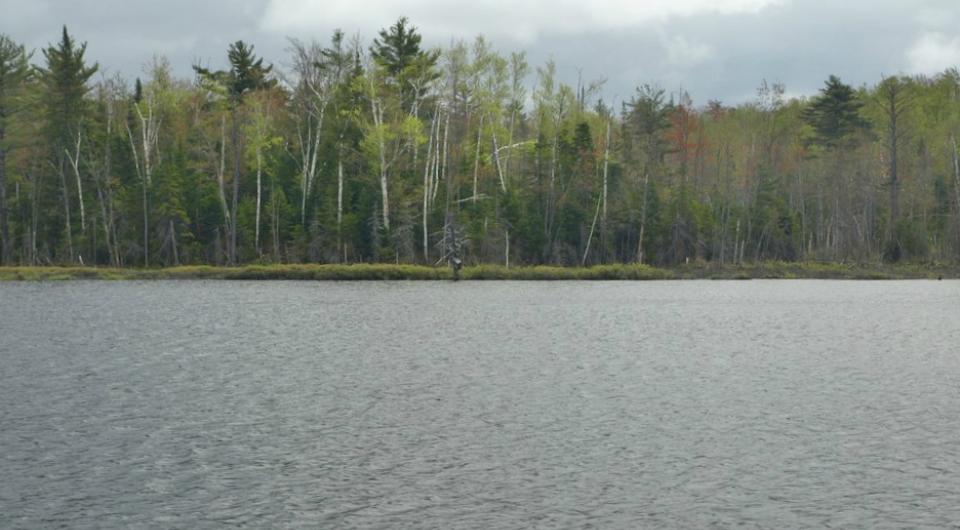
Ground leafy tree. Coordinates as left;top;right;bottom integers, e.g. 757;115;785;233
194;41;275;264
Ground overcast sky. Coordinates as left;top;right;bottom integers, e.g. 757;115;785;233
3;0;960;105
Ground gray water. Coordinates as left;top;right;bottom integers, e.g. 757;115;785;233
1;280;959;529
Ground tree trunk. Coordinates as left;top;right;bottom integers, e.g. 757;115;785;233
272;184;280;261
505;228;510;268
67;133;86;233
230;107;241;264
337;157;344;263
472;114;484;202
637;172;650;264
601;119;611;263
170;219;179;266
582;192;602;266
255;146;262;256
142;178;149;267
422;114;436;263
0;140;8;265
126;115;152;267
379;161;389;232
217;117;230;260
368;89;390;231
889;130;899;227
602;119;610;223
59;158;74;263
95;183;112;266
298;105;324;226
953;137;960;254
103;104;118;267
490;115;506;193
30;169;38;264
433;112;449;204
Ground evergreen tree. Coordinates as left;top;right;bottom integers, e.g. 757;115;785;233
0;34;30;264
370;17;439;112
624;85;672;263
36;26;98;263
802;75;868;148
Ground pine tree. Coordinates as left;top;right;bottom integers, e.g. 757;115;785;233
0;34;30;264
370;17;439;112
36;26;98;263
802;75;868;149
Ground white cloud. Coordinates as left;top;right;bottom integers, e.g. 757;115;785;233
907;32;960;73
261;0;783;42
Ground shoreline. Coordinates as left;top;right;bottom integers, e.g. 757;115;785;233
0;262;957;281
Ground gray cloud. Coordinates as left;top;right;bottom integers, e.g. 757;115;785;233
2;0;959;105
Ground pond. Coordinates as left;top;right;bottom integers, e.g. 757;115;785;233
1;280;959;527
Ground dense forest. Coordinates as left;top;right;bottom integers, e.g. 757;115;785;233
1;21;960;268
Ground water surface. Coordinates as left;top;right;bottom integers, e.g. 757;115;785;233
2;280;959;528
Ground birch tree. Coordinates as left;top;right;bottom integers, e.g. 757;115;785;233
194;41;274;264
126;62;167;266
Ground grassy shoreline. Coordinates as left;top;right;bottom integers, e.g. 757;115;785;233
0;262;957;281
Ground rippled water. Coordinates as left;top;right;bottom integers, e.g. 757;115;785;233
2;280;960;528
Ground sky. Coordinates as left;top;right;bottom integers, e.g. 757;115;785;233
3;0;960;105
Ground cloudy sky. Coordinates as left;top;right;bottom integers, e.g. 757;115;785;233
3;0;960;105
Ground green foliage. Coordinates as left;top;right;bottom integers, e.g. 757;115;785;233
37;27;98;127
194;41;275;105
370;17;439;110
0;34;31;119
802;75;869;149
3;22;960;270
885;218;930;262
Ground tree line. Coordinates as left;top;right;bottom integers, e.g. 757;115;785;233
1;21;959;268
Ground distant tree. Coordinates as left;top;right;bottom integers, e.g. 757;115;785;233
624;84;672;263
194;41;275;264
0;34;30;264
371;17;423;76
36;26;98;263
801;75;870;260
127;58;173;267
370;17;439;113
802;75;868;149
875;75;915;259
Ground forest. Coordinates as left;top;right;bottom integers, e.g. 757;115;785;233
1;20;960;269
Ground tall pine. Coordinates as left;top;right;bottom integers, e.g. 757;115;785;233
0;34;30;264
36;26;98;263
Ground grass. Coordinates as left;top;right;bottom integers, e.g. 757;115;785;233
1;261;958;281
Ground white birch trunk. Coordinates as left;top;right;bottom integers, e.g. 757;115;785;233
422;112;438;262
602;119;611;222
472;114;484;202
65;132;85;232
337;158;344;262
255;147;262;255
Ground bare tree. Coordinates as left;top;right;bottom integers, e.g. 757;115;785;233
288;38;336;226
126;64;164;266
